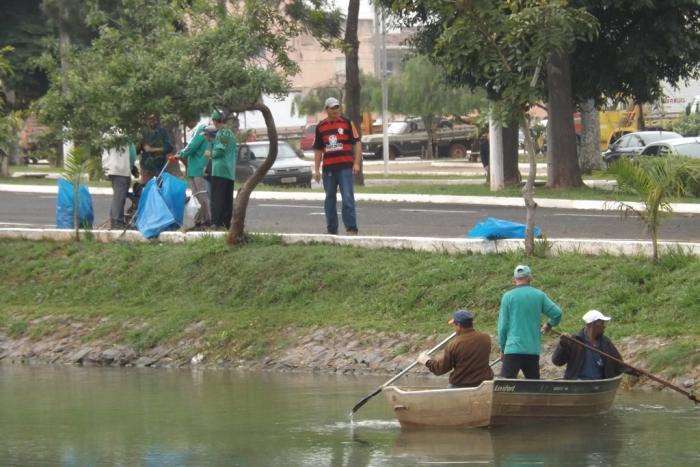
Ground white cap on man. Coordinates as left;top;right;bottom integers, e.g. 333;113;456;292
582;309;611;324
324;97;340;108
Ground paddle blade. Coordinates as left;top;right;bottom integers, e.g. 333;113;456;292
350;387;382;415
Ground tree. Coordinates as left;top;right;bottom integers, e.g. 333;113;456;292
344;0;363;183
36;0;342;245
609;156;700;261
571;1;700;169
380;0;596;254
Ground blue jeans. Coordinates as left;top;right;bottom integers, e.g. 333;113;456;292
322;167;357;233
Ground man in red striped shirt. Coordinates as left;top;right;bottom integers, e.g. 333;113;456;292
313;97;362;235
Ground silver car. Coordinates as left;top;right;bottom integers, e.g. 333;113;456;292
639;137;700;158
236;141;313;187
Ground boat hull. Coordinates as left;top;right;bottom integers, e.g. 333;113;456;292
383;375;622;428
383;381;494;428
491;375;622;423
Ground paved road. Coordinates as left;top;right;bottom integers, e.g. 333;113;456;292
2;191;699;241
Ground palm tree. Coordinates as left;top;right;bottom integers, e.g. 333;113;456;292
61;145;98;241
608;156;700;261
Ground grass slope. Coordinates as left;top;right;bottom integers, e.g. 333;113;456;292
1;238;699;357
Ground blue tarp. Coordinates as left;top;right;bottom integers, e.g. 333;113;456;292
136;173;187;239
467;217;541;240
55;178;94;229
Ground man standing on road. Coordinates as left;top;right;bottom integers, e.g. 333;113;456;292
137;113;173;184
313;97;362;235
498;264;562;379
417;309;494;387
206;111;237;229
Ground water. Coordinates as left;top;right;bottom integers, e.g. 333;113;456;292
0;365;698;466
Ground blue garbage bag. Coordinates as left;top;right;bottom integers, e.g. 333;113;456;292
55;178;94;229
136;178;177;239
157;172;187;226
467;217;541;240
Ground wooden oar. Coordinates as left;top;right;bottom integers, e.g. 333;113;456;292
552;329;699;405
349;331;457;416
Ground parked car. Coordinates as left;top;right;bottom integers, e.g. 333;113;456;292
602;131;682;166
361;117;477;159
236;141;313;187
298;124;316;151
638;136;700;159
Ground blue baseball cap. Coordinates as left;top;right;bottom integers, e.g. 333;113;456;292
449;309;474;326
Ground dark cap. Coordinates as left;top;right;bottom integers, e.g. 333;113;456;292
448;309;474;326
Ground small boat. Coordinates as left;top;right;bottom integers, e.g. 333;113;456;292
383;375;622;428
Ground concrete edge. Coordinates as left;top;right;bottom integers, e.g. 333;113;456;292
1;228;698;258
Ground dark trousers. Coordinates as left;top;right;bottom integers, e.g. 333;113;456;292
109;175;131;227
500;354;540;379
210;176;234;228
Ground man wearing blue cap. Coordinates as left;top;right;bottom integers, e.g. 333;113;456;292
498;264;562;379
417;309;494;388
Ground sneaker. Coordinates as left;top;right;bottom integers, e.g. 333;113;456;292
346;229;358;236
327;230;338;235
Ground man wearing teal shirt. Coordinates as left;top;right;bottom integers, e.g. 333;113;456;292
205;111;237;229
498;264;562;379
138;113;173;183
178;118;211;226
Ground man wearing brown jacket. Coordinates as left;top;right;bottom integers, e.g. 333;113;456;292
417;309;494;387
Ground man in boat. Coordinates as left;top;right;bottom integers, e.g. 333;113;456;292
416;309;494;387
552;310;637;380
498;264;562;379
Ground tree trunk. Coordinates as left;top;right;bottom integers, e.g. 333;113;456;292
228;103;278;245
521;118;538;256
579;98;602;174
345;0;364;185
546;52;582;188
502;122;521;187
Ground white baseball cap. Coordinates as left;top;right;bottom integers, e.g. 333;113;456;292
324;97;340;108
582;309;611;324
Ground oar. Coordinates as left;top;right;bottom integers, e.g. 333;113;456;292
552;329;699;405
349;331;457;416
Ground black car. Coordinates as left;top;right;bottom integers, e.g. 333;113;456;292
236;141;312;187
602;131;682;166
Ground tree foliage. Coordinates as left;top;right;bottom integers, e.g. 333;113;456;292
570;0;700;107
0;0;52;109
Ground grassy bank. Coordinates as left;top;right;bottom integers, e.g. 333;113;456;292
1;238;699;361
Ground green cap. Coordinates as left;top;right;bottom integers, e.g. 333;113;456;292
211;110;222;121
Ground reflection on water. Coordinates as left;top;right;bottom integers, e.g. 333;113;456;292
0;365;698;466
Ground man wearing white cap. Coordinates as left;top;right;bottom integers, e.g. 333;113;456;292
552;310;633;380
312;97;362;235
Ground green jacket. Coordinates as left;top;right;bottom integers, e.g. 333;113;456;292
178;123;208;177
211;128;237;181
497;285;562;355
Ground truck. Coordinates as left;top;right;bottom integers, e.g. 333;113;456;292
361;117;478;160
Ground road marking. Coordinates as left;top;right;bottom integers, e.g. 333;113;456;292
259;204;318;209
551;213;619;218
400;208;479;214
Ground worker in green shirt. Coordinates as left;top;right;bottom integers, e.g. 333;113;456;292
178;117;211;227
204;110;238;229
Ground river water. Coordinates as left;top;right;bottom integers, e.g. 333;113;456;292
0;365;698;466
